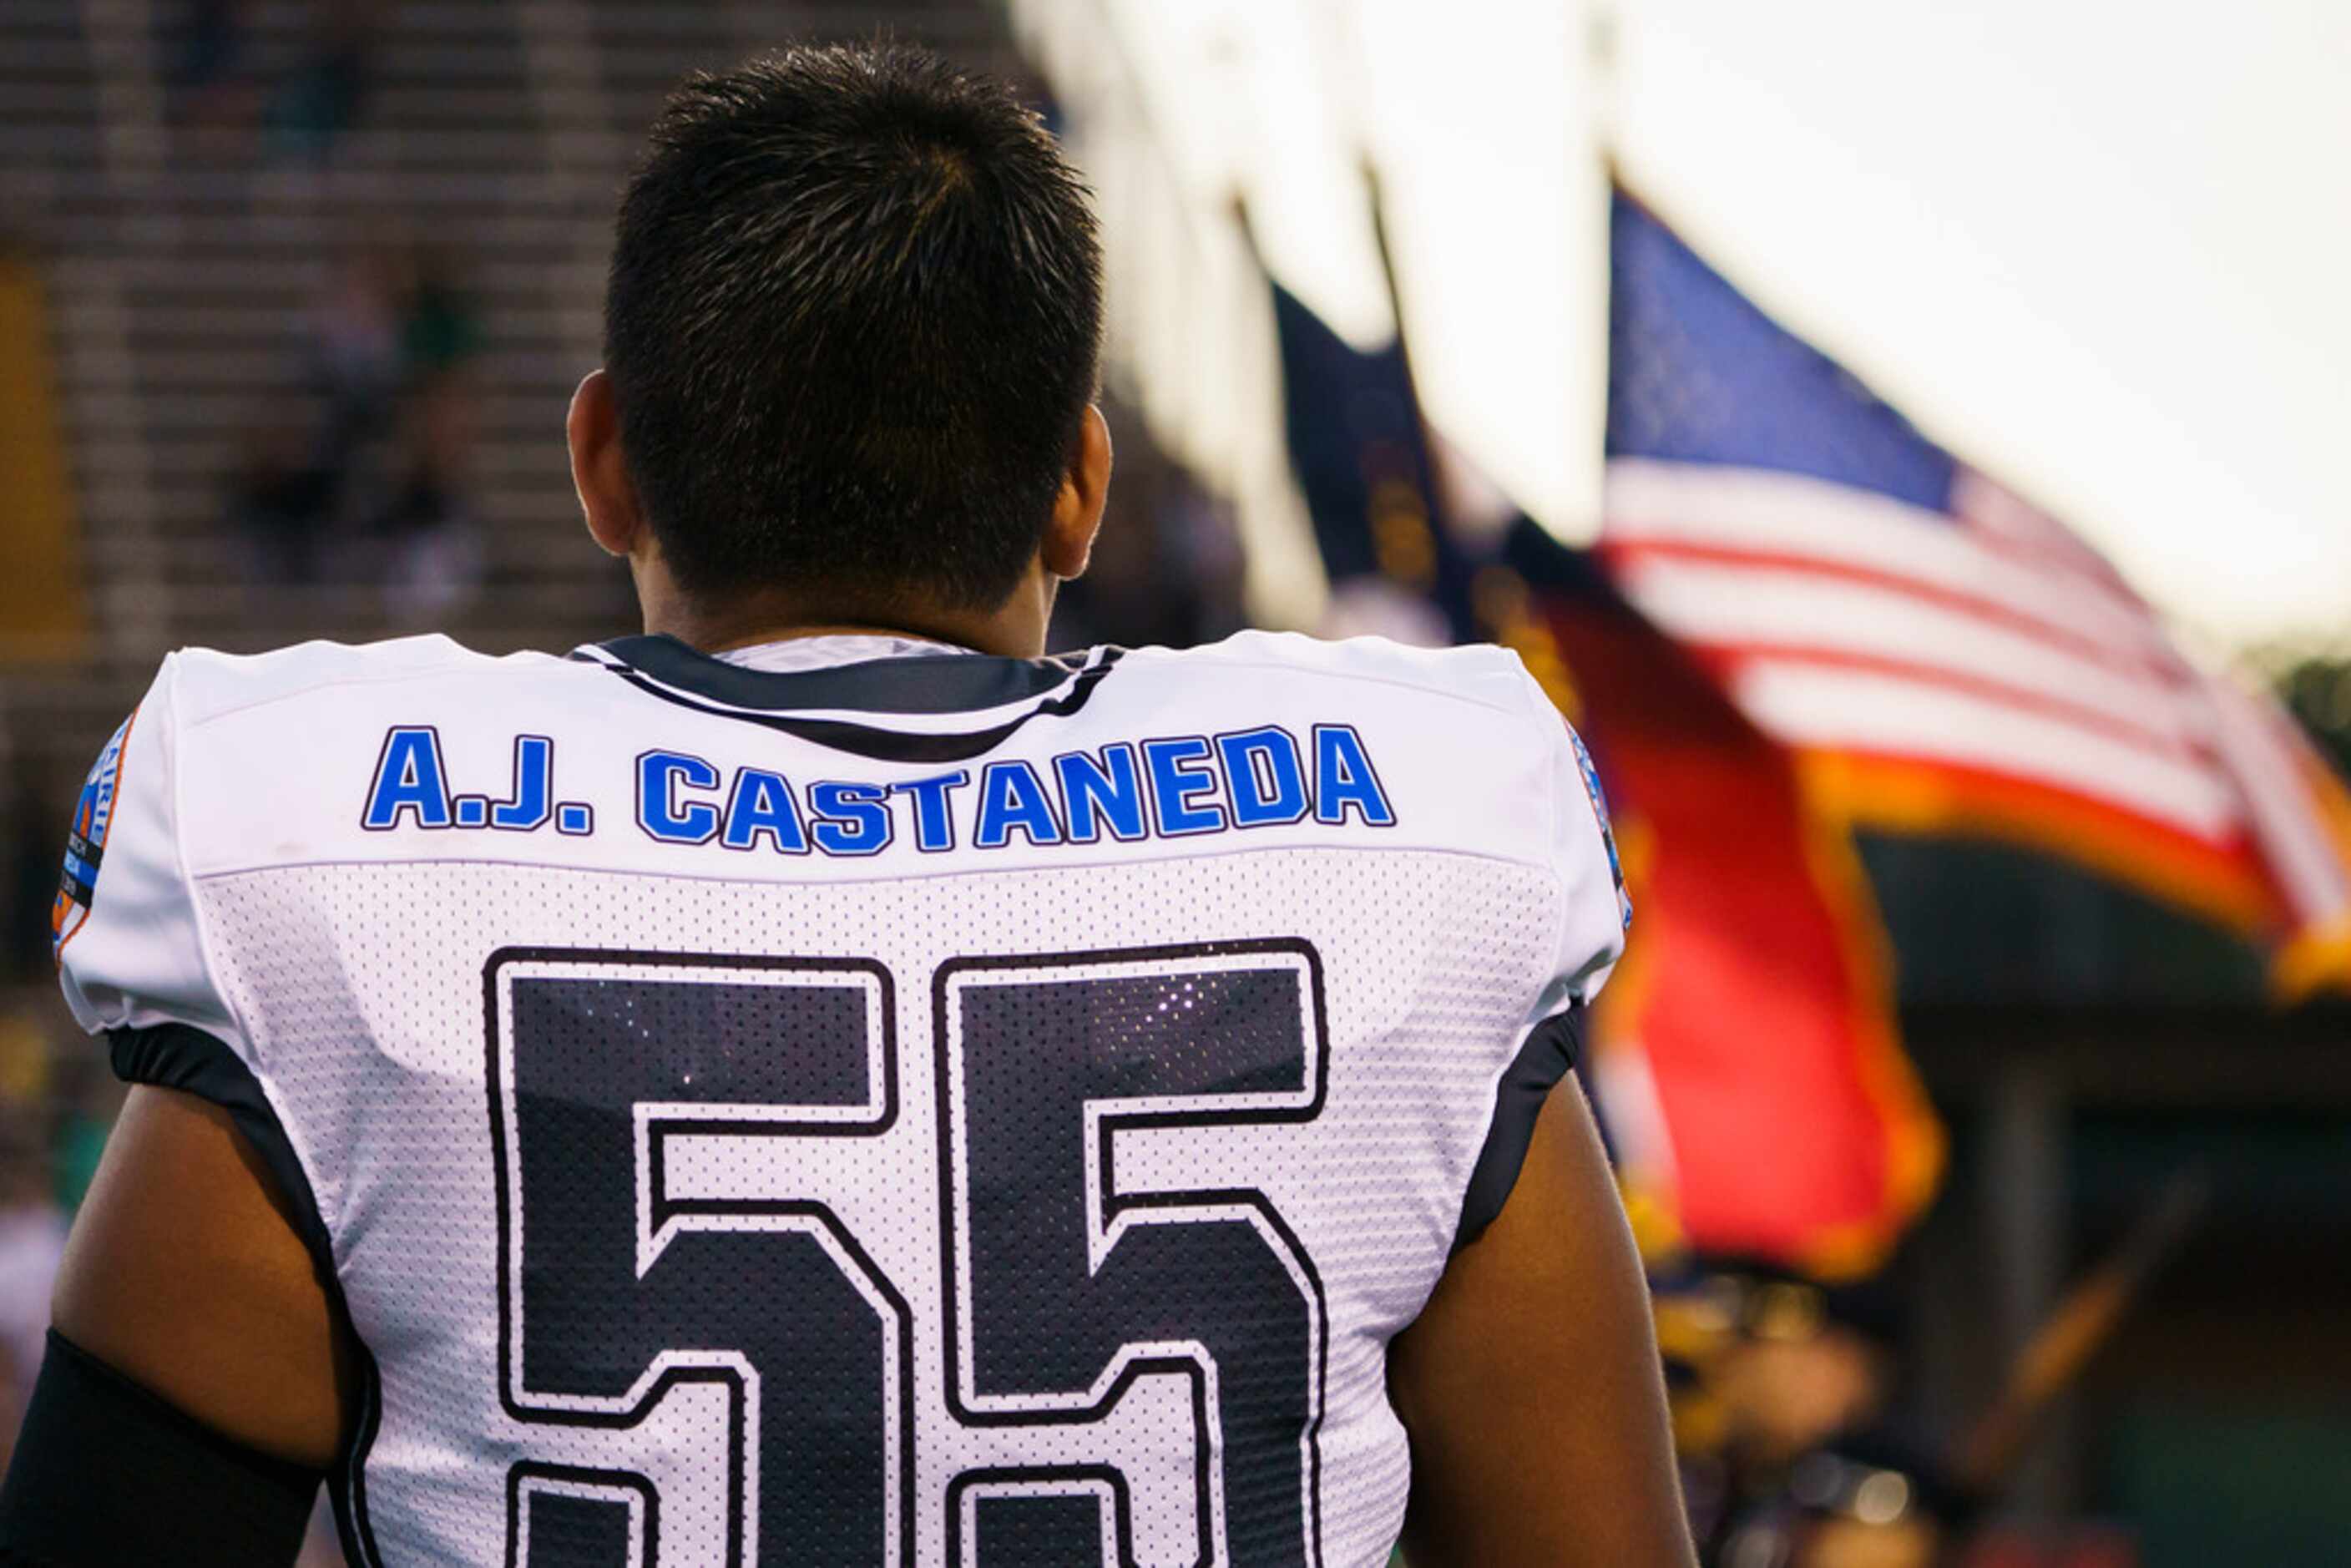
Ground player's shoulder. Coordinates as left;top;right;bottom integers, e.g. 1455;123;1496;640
158;633;574;730
1129;630;1546;717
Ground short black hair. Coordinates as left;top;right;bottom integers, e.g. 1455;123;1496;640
604;44;1103;612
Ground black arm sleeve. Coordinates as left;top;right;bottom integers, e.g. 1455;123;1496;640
0;1330;321;1567
1450;1004;1587;1253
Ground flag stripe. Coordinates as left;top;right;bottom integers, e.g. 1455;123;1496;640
1611;554;2216;759
2206;680;2351;918
1691;643;2207;768
1602;457;2351;937
1605;460;2182;670
1604;535;2187;690
1798;750;2278;933
1947;470;2142;599
1732;660;2242;839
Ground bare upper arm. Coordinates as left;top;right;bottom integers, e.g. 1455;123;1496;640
1388;1076;1694;1568
50;1085;354;1469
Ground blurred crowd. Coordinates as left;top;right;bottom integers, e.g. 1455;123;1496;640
169;0;388;165
174;0;488;620
230;231;484;620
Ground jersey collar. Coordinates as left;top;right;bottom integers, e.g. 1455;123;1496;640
576;633;1100;716
710;633;978;675
569;635;1128;763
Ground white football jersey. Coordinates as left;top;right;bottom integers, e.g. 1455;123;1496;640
56;629;1627;1568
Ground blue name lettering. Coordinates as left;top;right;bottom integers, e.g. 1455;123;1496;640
638;750;721;843
1312;724;1395;827
808;781;892;857
1142;736;1227;837
892;771;969;853
721;767;809;854
362;727;453;830
1056;745;1147;843
609;721;1398;857
491;736;554;831
1218;726;1311;828
365;728;592;836
975;760;1063;847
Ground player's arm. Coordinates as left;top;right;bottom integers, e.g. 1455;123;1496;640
1388;1073;1694;1568
2;672;349;1565
0;1085;351;1566
1385;667;1690;1561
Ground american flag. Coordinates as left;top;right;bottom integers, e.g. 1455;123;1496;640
1599;188;2351;985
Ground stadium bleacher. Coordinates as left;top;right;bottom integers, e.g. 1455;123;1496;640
0;0;1022;798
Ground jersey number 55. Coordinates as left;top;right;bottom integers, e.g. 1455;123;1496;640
483;940;1331;1567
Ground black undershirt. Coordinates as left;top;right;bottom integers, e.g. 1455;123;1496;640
0;1329;321;1567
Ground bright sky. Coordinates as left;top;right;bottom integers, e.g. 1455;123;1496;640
1018;0;2349;650
1610;0;2351;650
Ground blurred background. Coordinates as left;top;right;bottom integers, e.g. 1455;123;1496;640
1;2;2346;1564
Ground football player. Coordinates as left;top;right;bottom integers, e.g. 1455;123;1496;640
0;44;1692;1568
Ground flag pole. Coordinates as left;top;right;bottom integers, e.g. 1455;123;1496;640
1582;0;1624;546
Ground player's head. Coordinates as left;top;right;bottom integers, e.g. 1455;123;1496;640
572;43;1109;644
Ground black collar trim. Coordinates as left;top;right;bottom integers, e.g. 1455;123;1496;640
570;635;1127;764
579;634;1095;715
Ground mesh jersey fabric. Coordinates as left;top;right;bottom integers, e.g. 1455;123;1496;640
56;629;1625;1568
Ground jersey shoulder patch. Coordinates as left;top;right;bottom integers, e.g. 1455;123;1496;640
54;658;240;1042
52;707;134;953
1565;724;1631;932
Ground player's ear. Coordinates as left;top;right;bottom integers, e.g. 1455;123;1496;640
568;369;647;559
1042;403;1111;582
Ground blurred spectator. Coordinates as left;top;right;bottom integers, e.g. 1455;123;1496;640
168;0;260;152
309;238;409;457
372;243;485;621
230;234;486;615
264;2;390;165
1709;1433;1973;1568
1676;1267;1894;1455
1661;1265;1949;1567
226;237;404;587
230;390;342;585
